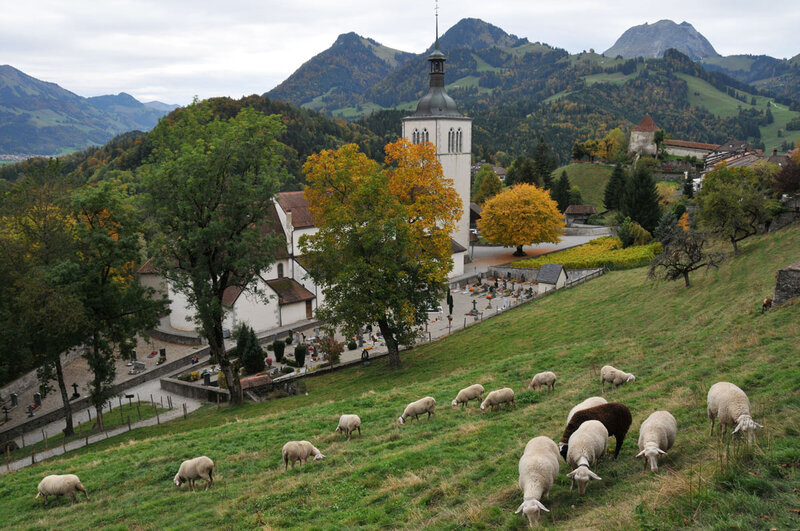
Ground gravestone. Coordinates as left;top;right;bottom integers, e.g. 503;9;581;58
10;393;18;408
33;392;42;407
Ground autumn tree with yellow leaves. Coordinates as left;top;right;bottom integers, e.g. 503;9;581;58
300;139;461;368
477;183;564;256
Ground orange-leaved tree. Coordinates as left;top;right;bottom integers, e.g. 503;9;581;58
300;139;461;368
477;183;564;256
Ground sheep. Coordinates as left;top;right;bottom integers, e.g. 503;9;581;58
707;382;762;443
636;410;677;473
565;420;606;495
397;396;436;424
335;414;362;440
173;456;214;491
36;474;89;506
515;436;560;527
528;371;557;393
600;365;636;390
480;388;516;413
451;384;485;409
282;441;325;470
559;402;632;460
567;396;608;423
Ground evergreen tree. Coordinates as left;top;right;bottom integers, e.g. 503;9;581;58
568;186;583;207
603;163;627;210
621;164;661;233
237;324;265;375
532;138;557;189
552;170;571;211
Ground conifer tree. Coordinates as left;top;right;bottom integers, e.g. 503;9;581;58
621;164;661;233
604;163;627;210
552;170;571;212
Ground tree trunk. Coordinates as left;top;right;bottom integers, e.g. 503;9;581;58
209;325;241;405
54;357;74;436
377;318;401;368
683;271;691;288
513;245;527;257
95;406;104;431
731;237;739;256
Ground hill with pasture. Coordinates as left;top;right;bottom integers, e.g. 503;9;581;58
2;224;798;529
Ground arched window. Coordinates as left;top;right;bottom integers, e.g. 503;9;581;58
448;128;455;152
277;263;284;278
422;128;429;143
457;128;463;152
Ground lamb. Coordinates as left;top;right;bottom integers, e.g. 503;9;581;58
480;388;516;412
637;410;677;473
397;396;436;424
173;456;214;491
559;402;632;460
528;371;557;393
600;365;636;390
567;396;608;422
282;441;325;470
335;414;362;440
565;420;606;495
515;436;560;527
707;382;762;443
36;474;89;506
451;384;485;409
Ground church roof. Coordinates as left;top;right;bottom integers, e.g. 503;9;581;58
410;84;462;118
276;191;314;228
266;277;315;305
633;114;659;132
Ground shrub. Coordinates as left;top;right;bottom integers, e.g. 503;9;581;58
217;371;227;390
285;331;293;345
294;344;307;367
273;340;285;362
318;336;344;368
236;324;265;375
347;340;357;351
189;371;200;381
280;366;294;375
513;236;662;271
617;217;652;248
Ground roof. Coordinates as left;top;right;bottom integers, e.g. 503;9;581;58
633;114;658;132
137;257;158;275
262;203;290;259
715;153;762;169
537;263;567;285
564;205;597;215
276;191;315;229
714;140;749;153
470;202;482;217
451;238;467;254
222;286;244;307
265;277;315;305
663;139;719;151
405;47;465;119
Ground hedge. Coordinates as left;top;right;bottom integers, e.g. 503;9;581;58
513;237;662;271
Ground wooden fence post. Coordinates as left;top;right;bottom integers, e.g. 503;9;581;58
31;449;35;465
43;430;48;450
127;416;131;432
154;403;160;425
183;403;187;420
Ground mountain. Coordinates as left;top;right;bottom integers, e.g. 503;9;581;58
604;20;719;61
143;101;181;112
429;17;527;52
700;55;800;108
0;65;174;155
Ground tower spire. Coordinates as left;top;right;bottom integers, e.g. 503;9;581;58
435;0;439;50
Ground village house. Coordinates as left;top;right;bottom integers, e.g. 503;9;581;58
564;205;597;226
535;263;568;294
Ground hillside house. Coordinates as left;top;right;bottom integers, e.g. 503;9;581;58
536;263;568;294
564;205;597;226
663;139;719;159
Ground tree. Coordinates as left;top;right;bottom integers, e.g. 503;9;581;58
471;164;494;196
773;158;800;196
598;128;627;162
653;130;666;159
568;186;583;207
318;335;343;369
551;170;570;212
68;182;165;429
696;165;775;255
236;324;264;375
653;210;679;244
300;140;461;368
603;164;627;211
477;183;564;256
143;101;286;404
473;168;503;204
506;156;536;186
532;138;557;189
649;230;723;288
621;164;661;233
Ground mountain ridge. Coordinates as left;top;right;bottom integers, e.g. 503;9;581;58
604;19;719;61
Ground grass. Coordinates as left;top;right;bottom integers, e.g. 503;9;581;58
582;72;636;86
551;163;614;210
2;225;800;529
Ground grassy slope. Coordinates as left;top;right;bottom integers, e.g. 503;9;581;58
552;163;613;210
3;226;800;529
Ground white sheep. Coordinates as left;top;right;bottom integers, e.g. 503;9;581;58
567;396;608;422
173;456;215;491
528;371;557;392
282;441;325;470
515;436;559;527
600;365;636;390
480;388;516;412
397;396;436;424
451;384;485;409
565;420;606;495
637;410;677;473
707;382;762;443
335;414;362;440
36;474;89;506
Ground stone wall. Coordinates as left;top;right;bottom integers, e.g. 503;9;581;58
773;261;800;305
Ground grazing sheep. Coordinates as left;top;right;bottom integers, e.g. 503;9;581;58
451;384;485;409
600;365;636;390
565;420;606;495
36;474;89;506
397;396;436;424
559;402;632;460
567;396;608;423
173;456;214;491
515;436;560;527
335;414;362;440
529;371;557;393
707;382;762;443
480;388;516;412
282;441;325;470
637;410;677;473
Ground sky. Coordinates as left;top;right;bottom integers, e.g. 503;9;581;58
2;0;798;105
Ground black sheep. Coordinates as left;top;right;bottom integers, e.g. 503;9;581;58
558;402;632;460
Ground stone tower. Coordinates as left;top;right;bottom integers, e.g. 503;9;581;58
628;114;658;156
401;26;472;267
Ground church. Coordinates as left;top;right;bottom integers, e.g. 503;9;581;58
138;30;472;338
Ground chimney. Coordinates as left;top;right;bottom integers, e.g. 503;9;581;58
286;210;293;231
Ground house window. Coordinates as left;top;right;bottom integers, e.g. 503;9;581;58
277;263;284;278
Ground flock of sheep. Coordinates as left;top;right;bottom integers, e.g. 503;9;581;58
34;364;763;528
